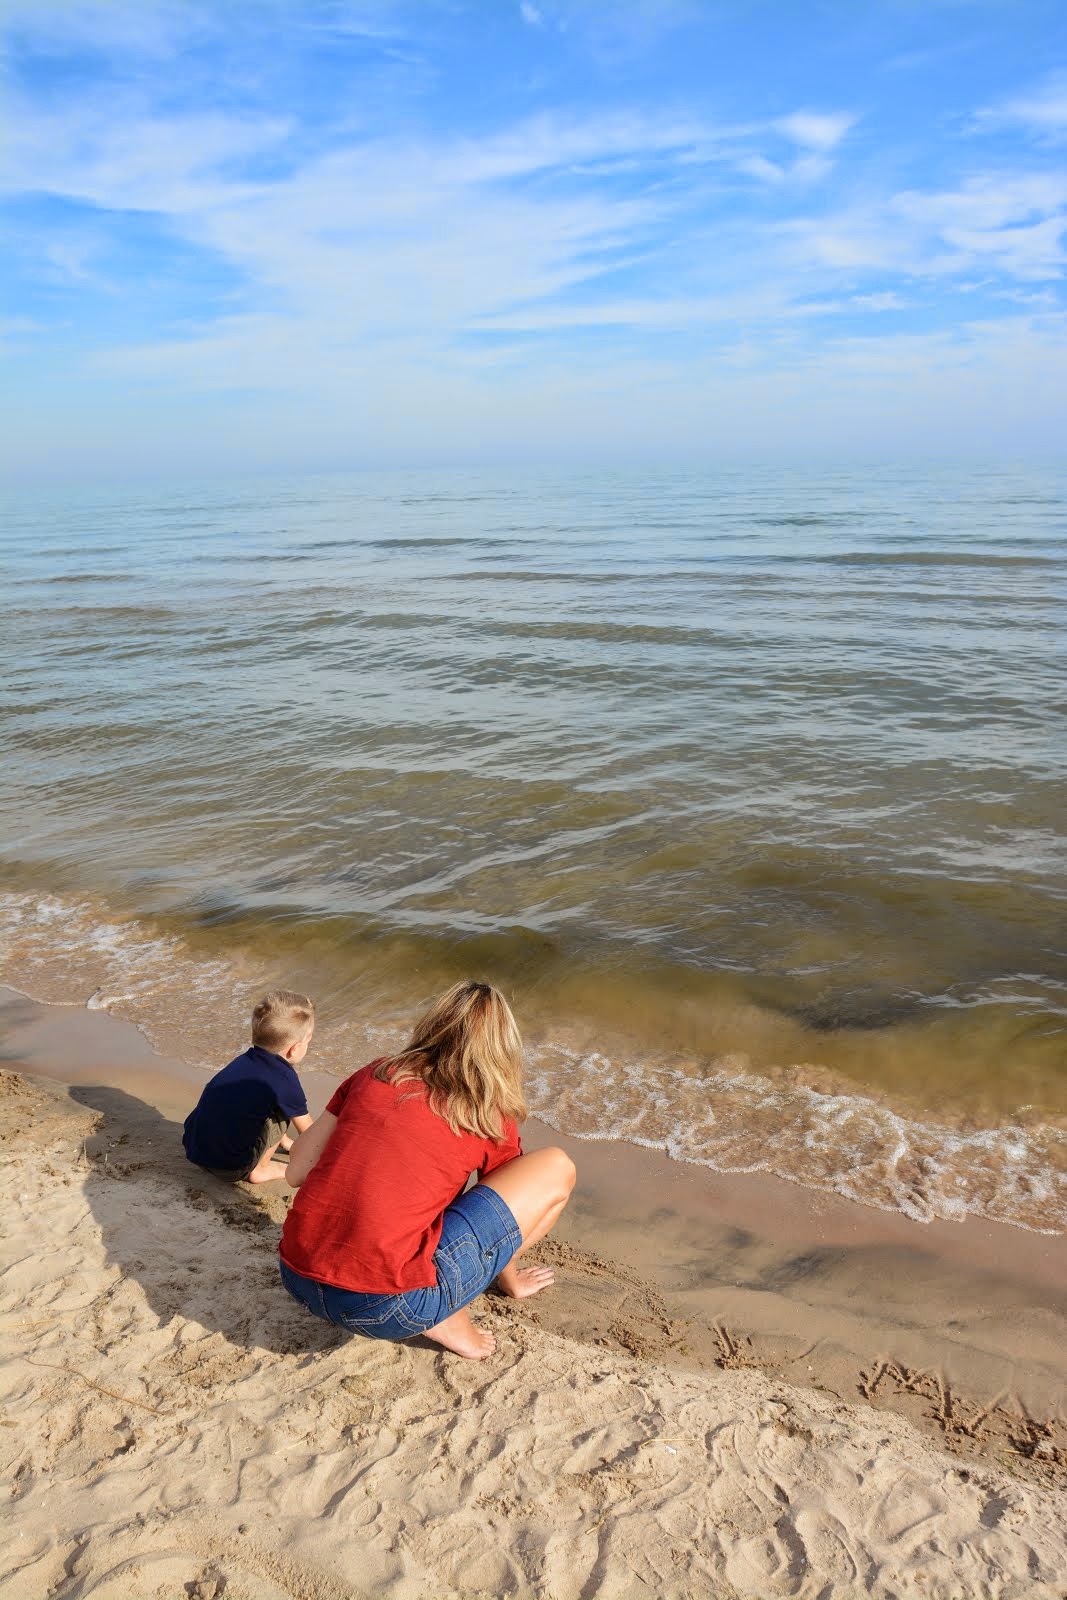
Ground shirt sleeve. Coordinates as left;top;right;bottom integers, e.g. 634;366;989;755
325;1073;356;1118
479;1117;523;1178
276;1067;310;1120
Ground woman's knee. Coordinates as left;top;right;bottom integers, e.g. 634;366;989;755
482;1145;576;1217
543;1146;576;1202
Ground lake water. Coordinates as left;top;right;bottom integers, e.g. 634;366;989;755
2;464;1064;1230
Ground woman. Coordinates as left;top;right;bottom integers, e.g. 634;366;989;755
278;980;576;1360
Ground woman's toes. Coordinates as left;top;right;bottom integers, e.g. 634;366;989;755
509;1265;555;1298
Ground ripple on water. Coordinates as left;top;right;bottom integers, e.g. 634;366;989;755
1;464;1064;1233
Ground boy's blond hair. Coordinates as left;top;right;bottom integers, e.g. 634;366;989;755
251;990;315;1053
375;979;526;1141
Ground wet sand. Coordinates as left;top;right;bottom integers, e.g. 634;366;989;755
2;986;1065;1597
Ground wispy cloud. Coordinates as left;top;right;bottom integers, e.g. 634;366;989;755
975;71;1067;141
2;95;859;337
848;291;906;312
2;0;1065;472
776;111;856;152
43;237;100;285
0;315;45;337
0;98;291;215
785;173;1067;284
0;0;206;59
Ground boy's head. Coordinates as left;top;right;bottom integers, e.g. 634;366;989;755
251;990;315;1064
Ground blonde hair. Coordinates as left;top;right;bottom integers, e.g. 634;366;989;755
375;980;526;1140
251;990;315;1053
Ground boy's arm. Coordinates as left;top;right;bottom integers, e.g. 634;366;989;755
286;1111;337;1188
290;1113;313;1135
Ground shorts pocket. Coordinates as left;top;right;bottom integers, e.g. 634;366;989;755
333;1289;441;1339
433;1234;494;1312
390;1292;439;1336
332;1292;408;1331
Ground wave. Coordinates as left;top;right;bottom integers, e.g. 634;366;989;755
1;888;1062;1236
527;1045;1065;1233
770;550;1065;568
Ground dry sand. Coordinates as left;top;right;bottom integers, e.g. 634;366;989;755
1;989;1065;1599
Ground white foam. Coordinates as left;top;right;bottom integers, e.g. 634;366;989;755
527;1042;1066;1235
2;888;1064;1235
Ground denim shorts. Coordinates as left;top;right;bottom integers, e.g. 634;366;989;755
278;1182;522;1341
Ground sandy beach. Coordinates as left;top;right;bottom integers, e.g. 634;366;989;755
7;0;1067;1591
1;989;1065;1599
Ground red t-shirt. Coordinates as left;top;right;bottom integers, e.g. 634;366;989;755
279;1061;522;1293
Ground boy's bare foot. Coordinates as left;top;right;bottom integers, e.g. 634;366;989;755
246;1137;291;1181
496;1263;555;1299
424;1308;496;1360
245;1162;284;1183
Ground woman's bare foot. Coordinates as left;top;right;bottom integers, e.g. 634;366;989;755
496;1262;555;1299
424;1308;496;1360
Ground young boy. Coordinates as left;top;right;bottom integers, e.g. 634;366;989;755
183;990;315;1184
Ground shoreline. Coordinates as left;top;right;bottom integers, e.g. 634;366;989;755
2;986;1066;1596
4;985;1065;1450
2;882;1065;1241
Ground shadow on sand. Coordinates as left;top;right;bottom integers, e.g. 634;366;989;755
68;1083;351;1360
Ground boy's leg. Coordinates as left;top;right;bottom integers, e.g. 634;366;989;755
245;1119;290;1184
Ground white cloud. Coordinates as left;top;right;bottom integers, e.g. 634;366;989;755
43;238;99;284
784;213;902;272
850;291;906;312
0;99;291;214
736;154;785;183
783;172;1067;284
469;287;790;333
996;286;1059;307
893;175;1067;281
8;95;856;359
737;150;832;186
22;308;1064;477
0;0;207;58
519;2;544;25
0;0;411;56
976;72;1067;140
785;289;907;317
892;173;1067;231
776;111;855;152
3;14;1064;475
938;216;1065;281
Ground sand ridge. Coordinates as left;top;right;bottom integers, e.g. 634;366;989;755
2;1069;1066;1599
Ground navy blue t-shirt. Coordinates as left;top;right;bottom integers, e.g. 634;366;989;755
183;1046;309;1172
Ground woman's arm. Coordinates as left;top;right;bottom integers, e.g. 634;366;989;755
285;1111;338;1188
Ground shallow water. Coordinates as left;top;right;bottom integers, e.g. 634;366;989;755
2;464;1065;1228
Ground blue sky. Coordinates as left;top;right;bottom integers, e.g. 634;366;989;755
2;0;1066;479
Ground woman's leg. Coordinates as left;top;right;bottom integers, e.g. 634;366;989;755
424;1148;576;1360
480;1146;576;1298
423;1308;497;1359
